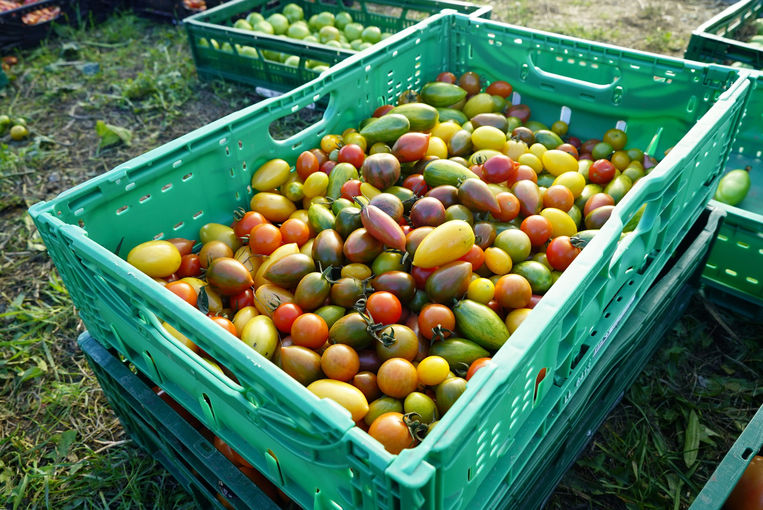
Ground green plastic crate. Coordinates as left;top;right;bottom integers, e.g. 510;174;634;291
690;404;763;509
685;0;763;69
183;0;491;92
502;206;726;508
28;13;751;510
685;28;763;313
0;67;7;89
78;331;284;510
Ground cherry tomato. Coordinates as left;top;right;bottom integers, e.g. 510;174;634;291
466;357;491;380
543;185;574;211
338;144;365;169
725;455;763;510
230;288;254;312
340;179;363;201
368;412;416;454
321;344;360;382
402;174;428;196
520;215;553;247
546;236;581;271
127;240;182;278
411;265;437;289
494;274;532;309
366;291;402;325
459;71;481;96
166;237;195;256
583;193;615;217
373;104;395;117
486;80;512;98
273;303;303;334
458;244;485;271
320;134;342;153
492;192;521;222
232;211;268;239
177;253;201;278
418;304;455;340
416;355;450;386
483;155;517;184
291;313;329;349
436;71;457;84
589;159;616;184
210;316;238;337
377;358;418;398
279;218;310;246
249;223;282;255
352;371;380;401
165;281;197;307
376;324;419;362
296;150;319;180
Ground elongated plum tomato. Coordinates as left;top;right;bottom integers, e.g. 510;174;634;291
127;240;182;278
307;379;369;422
412;220;475;268
206;257;253;296
392;132;430;163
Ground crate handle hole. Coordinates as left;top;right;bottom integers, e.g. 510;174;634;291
742;447;753;460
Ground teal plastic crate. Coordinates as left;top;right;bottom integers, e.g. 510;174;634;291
183;0;491;92
29;13;751;510
78;331;284;510
685;0;763;69
684;7;763;314
0;66;7;89
690;404;763;509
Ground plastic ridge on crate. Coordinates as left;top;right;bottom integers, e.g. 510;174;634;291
77;332;283;510
0;0;73;50
503;207;726;509
182;0;492;92
29;12;752;510
685;0;763;69
690;404;763;509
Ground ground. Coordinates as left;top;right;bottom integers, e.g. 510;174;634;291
1;0;761;508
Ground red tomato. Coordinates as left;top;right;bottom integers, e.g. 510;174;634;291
165;281;197;307
520;215;553;247
166;237;195;256
418;304;455;340
411;265;437;289
543;185;574;211
273;303;303;333
483;155;517;184
458;244;485;271
725;455;763;510
402;174;428;196
249;224;282;255
338;144;365;169
366;291;402;326
177;254;201;278
373;104;395;117
230;288;254;312
466;357;491;380
210;316;238;337
232;211;268;239
546;236;581;271
340;179;363;201
486;80;513;98
319;160;337;176
280;218;310;246
589;159;616;184
493;192;521;222
436;71;457;84
296;150;320;181
368;412;416;454
291;313;329;349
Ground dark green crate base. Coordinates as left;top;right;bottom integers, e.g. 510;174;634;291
494;206;726;509
79;333;283;510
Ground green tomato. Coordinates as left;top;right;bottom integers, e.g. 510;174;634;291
267;13;289;35
282;3;304;23
233;18;253;30
714;168;751;206
335;11;353;30
344;22;364;41
246;12;264;26
361;25;382;44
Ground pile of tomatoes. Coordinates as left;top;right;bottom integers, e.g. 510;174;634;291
0;0;61;25
125;69;654;455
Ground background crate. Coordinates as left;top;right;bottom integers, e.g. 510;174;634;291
29;12;750;510
684;5;763;314
130;0;225;23
0;0;73;50
690;404;763;509
183;0;492;92
0;66;7;89
78;331;286;510
685;0;763;69
501;206;726;508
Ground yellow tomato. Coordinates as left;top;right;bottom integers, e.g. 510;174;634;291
471;126;506;151
553;171;586;198
426;136;448;159
307;379;369;421
251;159;291;191
126;240;181;278
412;220;475;268
540;208;578;238
467;278;495;303
484;246;513;275
542;150;579;177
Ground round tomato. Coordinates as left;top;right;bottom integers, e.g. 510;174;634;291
279;218;310;246
368;412;416;454
321;344;360;382
232;211;268;239
366;291;402;325
249;223;282;255
296;150;320;180
338;143;365;169
377;358;418;398
164;280;197;307
546;236;581;271
291;313;329;349
466;357;491;380
416;355;450;386
725;455;763;510
520;215;553;247
418;304;455;340
272;303;303;333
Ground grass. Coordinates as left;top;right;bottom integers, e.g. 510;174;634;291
1;1;759;509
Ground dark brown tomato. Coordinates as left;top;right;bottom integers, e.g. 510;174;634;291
505;104;531;124
343;228;384;263
278;346;324;386
352;371;381;401
425;185;459;209
361;153;401;190
206;257;253;296
330;277;366;308
410;197;447;228
369;193;405;222
458;71;481;96
312;229;344;269
473;222;497;250
371;271;416;304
